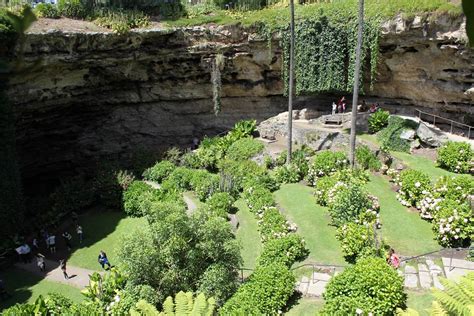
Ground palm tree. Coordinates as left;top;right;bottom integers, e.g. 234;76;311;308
349;0;364;167
287;0;295;164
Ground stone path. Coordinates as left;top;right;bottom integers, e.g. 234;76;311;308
442;257;474;282
295;267;340;297
15;258;98;289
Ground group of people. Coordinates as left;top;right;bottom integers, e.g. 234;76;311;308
331;97;382;115
331;96;347;115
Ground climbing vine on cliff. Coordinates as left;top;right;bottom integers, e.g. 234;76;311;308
280;15;380;95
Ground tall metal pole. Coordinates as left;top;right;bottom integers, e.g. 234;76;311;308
349;0;364;168
287;0;295;165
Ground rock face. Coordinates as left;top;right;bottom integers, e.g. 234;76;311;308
7;16;474;184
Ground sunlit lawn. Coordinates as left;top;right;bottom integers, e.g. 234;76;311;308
68;212;146;270
235;199;262;270
0;268;83;311
285;297;324;316
274;184;345;265
406;291;435;316
365;175;440;256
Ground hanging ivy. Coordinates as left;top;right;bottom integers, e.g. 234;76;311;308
280;15;380;96
211;53;225;115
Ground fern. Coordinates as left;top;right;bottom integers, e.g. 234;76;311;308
432;272;474;316
191;293;207;316
206;297;216;316
175;291;189;315
185;292;194;314
162;296;175;316
429;301;448;316
396;307;419;316
131;300;160;316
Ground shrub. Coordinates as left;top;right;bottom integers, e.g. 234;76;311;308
93;165;134;209
377;116;418;152
274;163;301;184
142;160;176;183
336;222;376;263
307;150;347;185
164;147;182;165
397;169;431;207
368;110;389;133
242;173;280;193
257;206;290;242
257;234;308;267
181;151;201;169
161;167;195;191
50;175;95;215
432;199;473;247
225;137;264;161
197;263;238;306
219;159;265;191
328;184;372;227
191;172;220;201
220;263;295;315
228;119;257;140
356;145;381;171
243;185;275;213
314;176;337;206
206;192;235;217
123;181;158;217
437;141;473;173
34;3;60;18
322;257;405;315
57;0;89;19
94;9;150;34
195;136;227;170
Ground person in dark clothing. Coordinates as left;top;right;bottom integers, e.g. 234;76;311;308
59;259;69;279
98;250;112;270
62;231;72;251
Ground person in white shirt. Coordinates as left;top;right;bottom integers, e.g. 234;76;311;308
332;102;337;115
36;253;45;272
48;235;56;253
76;225;83;244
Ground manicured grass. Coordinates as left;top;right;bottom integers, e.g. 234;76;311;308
235;199;262;270
406;291;435;316
0;268;83;311
285;297;324;316
68;212;146;270
365;175;440;256
390;151;456;180
274;184;345;265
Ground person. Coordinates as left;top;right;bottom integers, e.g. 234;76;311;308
62;231;72;251
32;237;39;250
36;253;46;272
16;243;31;264
192;137;199;150
337;96;346;113
387;248;400;269
76;225;83;244
48;234;56;254
341;100;346;113
98;250;112;270
59;259;69;279
331;102;337;115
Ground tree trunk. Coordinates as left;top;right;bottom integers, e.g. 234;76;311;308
349;0;364;167
287;0;295;164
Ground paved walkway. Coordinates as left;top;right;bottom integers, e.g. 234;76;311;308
15;258;98;288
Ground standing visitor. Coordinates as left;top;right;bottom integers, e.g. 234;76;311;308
32;237;39;251
48;234;56;254
98;250;112;270
76;225;83;244
62;231;73;251
36;253;46;272
59;259;69;279
331;102;337;115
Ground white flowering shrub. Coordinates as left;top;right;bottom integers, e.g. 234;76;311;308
274;163;301;184
437;141;473;174
256;206;292;242
336;222;376;262
328;184;373;227
306;150;348;186
396;169;431;207
432;199;473;247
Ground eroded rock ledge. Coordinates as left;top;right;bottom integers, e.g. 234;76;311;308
7;15;473;184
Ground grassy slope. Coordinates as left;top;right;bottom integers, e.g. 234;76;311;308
235;199;262;269
274;183;345;265
285;297;324;316
0;268;83;311
167;0;461;27
68;212;146;270
366;175;440;255
406;291;435;316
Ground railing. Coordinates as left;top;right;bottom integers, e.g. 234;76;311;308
291;262;348;283
416;109;473;139
400;246;473;272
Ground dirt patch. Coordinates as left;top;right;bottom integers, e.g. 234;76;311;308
412;147;438;162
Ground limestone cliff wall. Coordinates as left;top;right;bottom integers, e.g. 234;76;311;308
7;15;473;183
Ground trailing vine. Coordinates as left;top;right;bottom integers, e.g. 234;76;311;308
280;15;380;95
211;53;225;115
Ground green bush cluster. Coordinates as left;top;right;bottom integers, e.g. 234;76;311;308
328;184;373;227
206;192;235;218
322;257;405;315
273;163;301;184
225;137;264;161
34;3;60;18
306;150;347;185
336;222;376;263
437;141;473;174
377;116;418;152
396;169;431;207
257;234;308;267
432;199;473;247
94;165;135;209
57;0;89;19
355;145;381;171
50;175;95;216
142;160;176;183
368;109;389;134
94;9;150;34
123;180;160;217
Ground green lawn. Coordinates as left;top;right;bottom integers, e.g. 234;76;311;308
285;297;324;316
235;199;262;270
68;212;146;270
407;291;435;316
365;175;440;256
390;151;456;180
274;184;345;265
0;268;83;311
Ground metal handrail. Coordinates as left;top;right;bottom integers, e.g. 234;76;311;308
400;246;473;272
416;109;473;138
